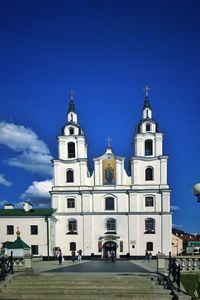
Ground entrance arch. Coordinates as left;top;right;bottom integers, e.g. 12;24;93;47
103;241;117;259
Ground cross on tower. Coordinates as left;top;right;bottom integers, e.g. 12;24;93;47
143;85;151;97
106;137;112;148
68;88;75;100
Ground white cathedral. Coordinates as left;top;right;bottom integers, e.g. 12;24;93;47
0;88;172;258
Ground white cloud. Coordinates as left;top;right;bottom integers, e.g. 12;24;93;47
0;122;53;176
0;200;9;208
0;173;12;187
8;151;53;176
172;224;183;228
20;179;53;208
0;122;49;153
170;205;180;211
21;179;53;200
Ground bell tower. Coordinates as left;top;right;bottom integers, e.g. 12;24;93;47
51;91;89;211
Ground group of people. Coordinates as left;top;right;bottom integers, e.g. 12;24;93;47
104;249;115;262
144;250;152;262
71;249;82;262
55;248;83;264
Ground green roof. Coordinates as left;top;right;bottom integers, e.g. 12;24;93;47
0;208;56;217
7;237;30;249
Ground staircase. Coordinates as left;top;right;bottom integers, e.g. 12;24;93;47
0;274;173;300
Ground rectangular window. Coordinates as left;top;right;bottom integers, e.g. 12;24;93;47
105;197;114;210
68;221;77;232
67;198;75;208
7;225;14;235
145;197;154;207
30;225;38;235
31;245;39;255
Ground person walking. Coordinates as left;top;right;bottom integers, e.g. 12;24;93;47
71;250;76;262
58;249;63;265
111;250;115;262
77;249;82;262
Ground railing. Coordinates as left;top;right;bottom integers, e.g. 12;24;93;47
168;254;181;292
0;252;14;281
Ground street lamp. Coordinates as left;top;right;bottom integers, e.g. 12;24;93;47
192;183;200;202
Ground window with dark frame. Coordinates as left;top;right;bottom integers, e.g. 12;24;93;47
146;242;153;251
145;218;155;233
31;245;39;255
69;127;74;135
145;196;154;207
70;242;76;251
145;167;153;181
106;218;116;231
68;142;75;158
7;225;14;235
67;198;75;208
66;170;74;182
145;139;153;155
68;220;77;232
146;124;151;132
30;225;38;235
105;197;114;210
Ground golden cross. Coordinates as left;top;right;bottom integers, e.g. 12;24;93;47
143;85;151;97
68;88;75;100
106;137;112;148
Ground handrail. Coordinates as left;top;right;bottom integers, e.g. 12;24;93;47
0;251;14;281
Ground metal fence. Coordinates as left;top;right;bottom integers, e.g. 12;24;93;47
0;252;14;281
168;254;181;292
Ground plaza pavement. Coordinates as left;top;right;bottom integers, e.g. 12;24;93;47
32;258;163;275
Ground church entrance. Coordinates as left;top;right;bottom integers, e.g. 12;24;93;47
103;241;117;259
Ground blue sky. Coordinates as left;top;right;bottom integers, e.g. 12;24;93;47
0;0;200;233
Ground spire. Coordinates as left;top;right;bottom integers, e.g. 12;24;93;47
67;89;76;113
105;137;113;153
143;85;152;110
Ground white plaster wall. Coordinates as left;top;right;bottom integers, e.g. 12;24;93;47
0;217;55;256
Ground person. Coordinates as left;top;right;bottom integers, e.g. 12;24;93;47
77;249;82;262
71;250;76;262
105;250;108;261
144;250;148;261
58;249;63;265
149;251;152;261
111;250;115;262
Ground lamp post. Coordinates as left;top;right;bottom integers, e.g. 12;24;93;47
45;216;50;260
192;183;200;202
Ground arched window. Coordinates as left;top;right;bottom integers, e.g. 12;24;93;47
106;218;116;231
145;218;155;233
67;198;75;208
145;167;154;181
69;127;74;135
66;170;74;182
105;197;114;210
145;196;154;207
145;139;153;156
68;142;75;158
146;242;153;251
68;219;77;233
146;124;151;132
70;242;76;251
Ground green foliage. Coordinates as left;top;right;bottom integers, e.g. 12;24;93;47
181;274;200;300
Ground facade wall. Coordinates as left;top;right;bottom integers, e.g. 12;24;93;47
0;217;56;256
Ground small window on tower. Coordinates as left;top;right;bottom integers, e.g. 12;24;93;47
146;124;151;132
69;127;74;135
145;139;153;156
66;170;74;182
68;142;75;158
67;198;75;208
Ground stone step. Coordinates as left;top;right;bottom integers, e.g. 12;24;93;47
1;288;172;295
0;293;173;300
